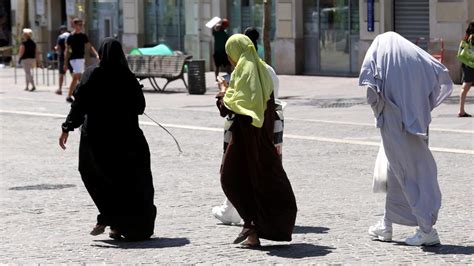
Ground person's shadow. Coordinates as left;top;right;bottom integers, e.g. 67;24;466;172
235;226;333;258
392;241;474;255
422;244;474;255
91;237;190;249
293;225;330;234
246;243;334;259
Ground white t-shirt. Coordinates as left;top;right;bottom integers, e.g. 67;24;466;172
265;64;279;99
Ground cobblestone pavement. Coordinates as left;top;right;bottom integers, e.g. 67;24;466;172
0;68;473;263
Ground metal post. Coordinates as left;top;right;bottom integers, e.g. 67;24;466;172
52;59;55;86
13;54;17;84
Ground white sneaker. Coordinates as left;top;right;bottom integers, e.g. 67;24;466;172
405;228;440;246
368;220;393;241
212;204;242;225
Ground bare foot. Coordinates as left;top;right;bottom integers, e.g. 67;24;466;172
241;233;260;247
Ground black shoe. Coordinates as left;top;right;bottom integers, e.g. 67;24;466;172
24;87;29;91
458;112;472;117
30;87;36;92
66;96;74;103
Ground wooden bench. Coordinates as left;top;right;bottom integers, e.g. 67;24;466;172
127;55;192;92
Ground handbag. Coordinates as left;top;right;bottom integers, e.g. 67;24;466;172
372;142;388;193
457;38;474;68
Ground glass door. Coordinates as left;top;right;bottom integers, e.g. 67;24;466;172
303;0;359;75
303;0;320;74
319;0;349;74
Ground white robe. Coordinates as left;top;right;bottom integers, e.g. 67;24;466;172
360;32;453;230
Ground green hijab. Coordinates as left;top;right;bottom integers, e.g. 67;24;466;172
224;34;273;128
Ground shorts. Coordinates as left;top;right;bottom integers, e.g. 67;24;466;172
213;51;229;68
70;59;85;74
461;64;474;83
59;60;73;74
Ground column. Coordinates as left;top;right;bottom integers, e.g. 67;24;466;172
274;0;304;75
122;0;144;53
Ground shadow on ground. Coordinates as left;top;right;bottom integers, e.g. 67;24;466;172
142;88;187;94
392;241;473;255
92;237;190;249
442;96;474;105
247;243;334;259
293;225;330;234
9;184;76;190
422;244;474;255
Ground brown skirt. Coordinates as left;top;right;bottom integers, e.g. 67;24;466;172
220;98;297;241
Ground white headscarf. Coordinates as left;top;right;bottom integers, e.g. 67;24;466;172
359;31;453;136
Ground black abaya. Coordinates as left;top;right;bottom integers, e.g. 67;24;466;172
62;38;156;240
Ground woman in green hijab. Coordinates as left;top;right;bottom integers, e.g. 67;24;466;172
216;34;297;247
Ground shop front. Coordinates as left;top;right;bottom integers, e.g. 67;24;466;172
144;0;185;51
303;0;360;76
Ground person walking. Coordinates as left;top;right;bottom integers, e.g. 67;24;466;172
457;22;474;117
212;18;231;81
54;25;71;95
359;32;453;246
17;28;38;91
216;34;297;247
64;18;99;102
212;27;284;226
59;38;156;241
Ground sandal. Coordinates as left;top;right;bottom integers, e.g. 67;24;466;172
233;227;256;244
458;113;472;117
90;224;106;236
109;228;123;240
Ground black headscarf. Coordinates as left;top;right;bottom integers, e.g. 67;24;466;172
98;37;130;72
244;27;259;51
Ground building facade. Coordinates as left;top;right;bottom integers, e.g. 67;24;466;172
10;0;474;82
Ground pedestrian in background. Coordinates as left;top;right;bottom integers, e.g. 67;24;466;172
212;27;284;226
64;18;99;103
54;25;71;95
59;38;156;241
216;34;297;247
212;18;231;81
457;21;474;117
17;28;38;92
359;32;453;246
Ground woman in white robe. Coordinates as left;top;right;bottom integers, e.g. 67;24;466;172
359;32;453;246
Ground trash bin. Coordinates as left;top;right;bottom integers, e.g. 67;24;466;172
186;59;206;94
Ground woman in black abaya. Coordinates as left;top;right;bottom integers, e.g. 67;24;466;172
59;38;156;241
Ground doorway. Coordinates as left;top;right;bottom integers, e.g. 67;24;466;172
303;0;359;75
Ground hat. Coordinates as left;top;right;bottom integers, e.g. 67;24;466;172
59;25;67;31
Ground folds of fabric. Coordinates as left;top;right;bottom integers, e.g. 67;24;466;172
223;34;273;128
79;132;156;240
221;99;297;241
359;32;449;231
62;38;156;240
381;100;440;231
359;31;453;137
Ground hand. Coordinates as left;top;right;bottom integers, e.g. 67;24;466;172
216;76;228;92
63;64;68;72
59;132;69;150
